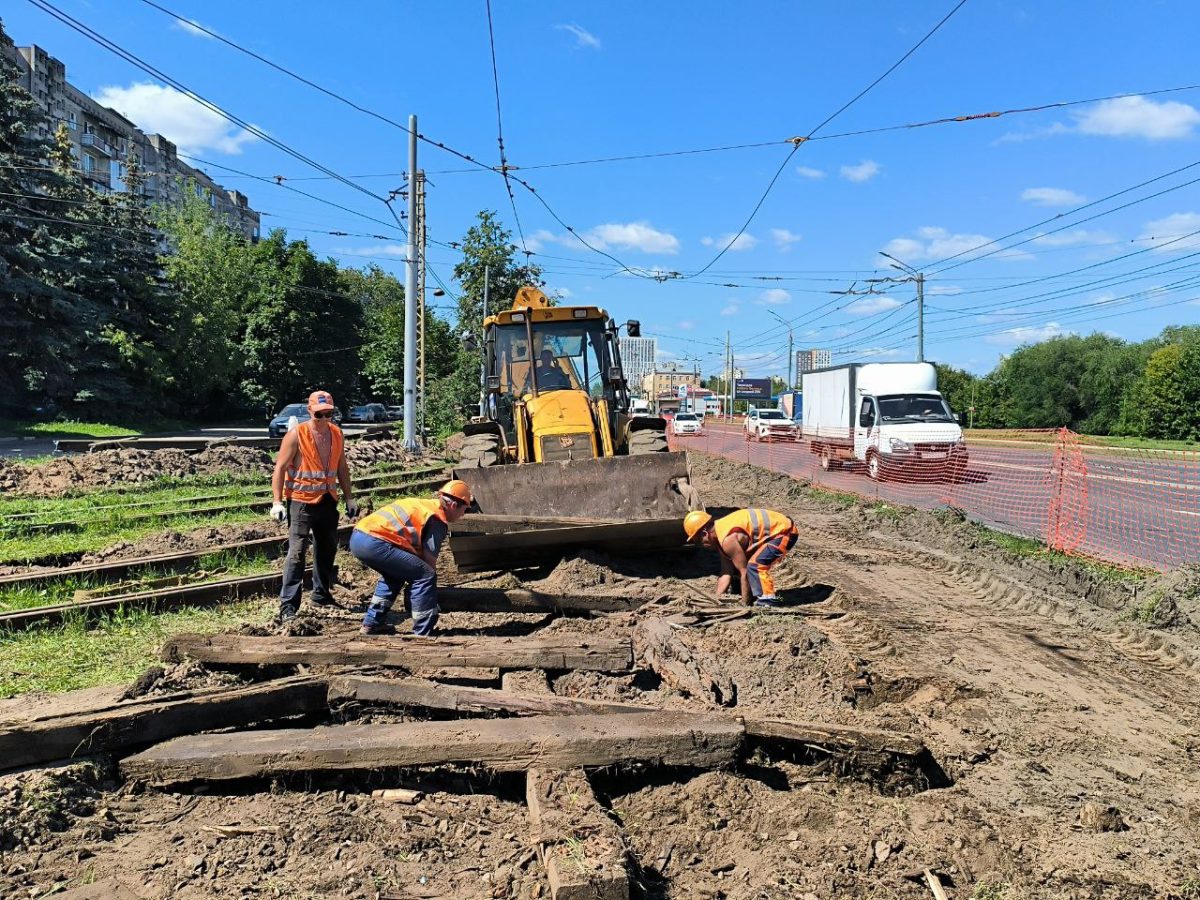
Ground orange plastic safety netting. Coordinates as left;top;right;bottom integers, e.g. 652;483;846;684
669;419;1199;571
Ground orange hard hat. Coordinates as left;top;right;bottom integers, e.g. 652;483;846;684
307;390;335;412
439;479;473;505
683;510;713;542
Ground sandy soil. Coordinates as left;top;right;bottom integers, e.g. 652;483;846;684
2;452;1198;899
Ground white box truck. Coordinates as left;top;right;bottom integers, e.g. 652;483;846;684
802;362;967;481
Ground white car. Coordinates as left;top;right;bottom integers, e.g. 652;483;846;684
744;408;800;442
671;412;703;436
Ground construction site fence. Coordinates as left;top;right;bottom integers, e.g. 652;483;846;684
667;421;1199;572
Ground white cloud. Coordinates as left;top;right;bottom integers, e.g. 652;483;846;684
553;287;573;300
677;320;696;331
1031;229;1117;248
93;82;259;155
584;222;679;254
853;347;904;359
555;23;601;49
769;228;803;251
174;18;215;39
927;285;963;296
524;229;557;253
882;226;1034;263
1075;95;1200;141
985;322;1074;345
844;295;901;316
700;232;759;252
1021;187;1085;207
720;301;741;316
757;289;791;306
795;165;825;179
840;160;880;183
1139;212;1200;253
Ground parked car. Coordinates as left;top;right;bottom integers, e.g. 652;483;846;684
384;405;404;421
268;403;343;437
744;407;800;442
671;412;703;436
348;403;387;423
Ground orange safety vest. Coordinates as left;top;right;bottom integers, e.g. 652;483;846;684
355;497;447;555
284;421;344;504
714;508;795;552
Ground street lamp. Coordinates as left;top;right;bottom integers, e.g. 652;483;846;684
767;309;794;390
878;251;924;362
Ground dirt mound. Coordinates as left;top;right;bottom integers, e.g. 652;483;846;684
79;522;279;564
121;661;245;700
0;762;110;851
3;445;272;497
535;550;622;592
442;431;466;458
344;439;422;470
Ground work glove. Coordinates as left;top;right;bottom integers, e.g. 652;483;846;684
270;501;287;523
345;498;360;519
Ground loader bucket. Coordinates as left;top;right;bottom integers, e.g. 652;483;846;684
448;451;701;571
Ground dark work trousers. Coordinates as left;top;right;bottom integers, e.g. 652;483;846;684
279;494;339;614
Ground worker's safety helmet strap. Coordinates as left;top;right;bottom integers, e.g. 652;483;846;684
683;510;713;542
439;479;473;505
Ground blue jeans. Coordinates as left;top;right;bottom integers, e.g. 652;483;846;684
350;530;439;636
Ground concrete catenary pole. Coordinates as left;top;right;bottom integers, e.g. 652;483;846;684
916;271;925;363
402;114;418;449
415;170;427;443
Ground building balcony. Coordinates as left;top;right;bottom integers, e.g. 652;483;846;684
81;166;111;188
81;132;116;157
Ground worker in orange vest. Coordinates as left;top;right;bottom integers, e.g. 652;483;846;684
683;508;799;607
270;390;358;621
351;480;474;636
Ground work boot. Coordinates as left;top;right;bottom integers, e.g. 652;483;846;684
753;595;781;608
360;622;397;636
277;605;298;623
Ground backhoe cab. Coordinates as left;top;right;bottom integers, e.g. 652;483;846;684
459;286;667;466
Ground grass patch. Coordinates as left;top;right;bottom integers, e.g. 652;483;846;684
0;506;267;566
0;419;142;440
805;485;861;508
0;598;274;697
964;429;1200;453
971;883;1009;900
1177;877;1200;900
965;520;1149;583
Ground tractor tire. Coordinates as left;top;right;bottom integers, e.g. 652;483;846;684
459;433;501;468
628;427;669;455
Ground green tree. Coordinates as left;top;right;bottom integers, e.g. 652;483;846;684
933;363;975;421
340;264;405;402
451;210;543;338
1122;343;1200;440
157;184;257;407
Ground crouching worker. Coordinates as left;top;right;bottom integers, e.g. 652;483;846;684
351;480;474;636
683;508;799;607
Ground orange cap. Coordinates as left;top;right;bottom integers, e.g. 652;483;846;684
308;390;335;412
440;479;473;505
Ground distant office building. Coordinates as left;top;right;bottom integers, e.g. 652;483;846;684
618;337;657;397
795;349;832;376
642;367;701;401
2;30;260;241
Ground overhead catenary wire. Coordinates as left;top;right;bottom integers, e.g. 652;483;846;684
483;0;528;257
681;0;971;280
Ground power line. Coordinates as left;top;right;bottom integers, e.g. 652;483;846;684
682;0;971;280
483;0;527;257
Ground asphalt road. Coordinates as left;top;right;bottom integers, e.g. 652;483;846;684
676;423;1198;571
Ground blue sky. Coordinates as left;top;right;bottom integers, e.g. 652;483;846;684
6;0;1200;377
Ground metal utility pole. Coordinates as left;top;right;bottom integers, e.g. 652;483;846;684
402;114;418;450
878;251;924;363
725;330;732;420
478;264;490;412
415;170;427;444
767;309;794;389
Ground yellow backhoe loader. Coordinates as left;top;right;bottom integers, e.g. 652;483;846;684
449;286;702;569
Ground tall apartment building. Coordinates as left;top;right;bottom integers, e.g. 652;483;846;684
795;348;832;376
618;336;657;397
3;31;260;241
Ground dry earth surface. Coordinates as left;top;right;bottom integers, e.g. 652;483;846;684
1;452;1198;899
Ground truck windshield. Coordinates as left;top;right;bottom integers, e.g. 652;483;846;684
877;394;953;423
493;321;608;398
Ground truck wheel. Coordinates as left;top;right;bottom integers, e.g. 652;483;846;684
867;452;885;482
629;427;669;455
459;433;501;468
820;448;840;471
